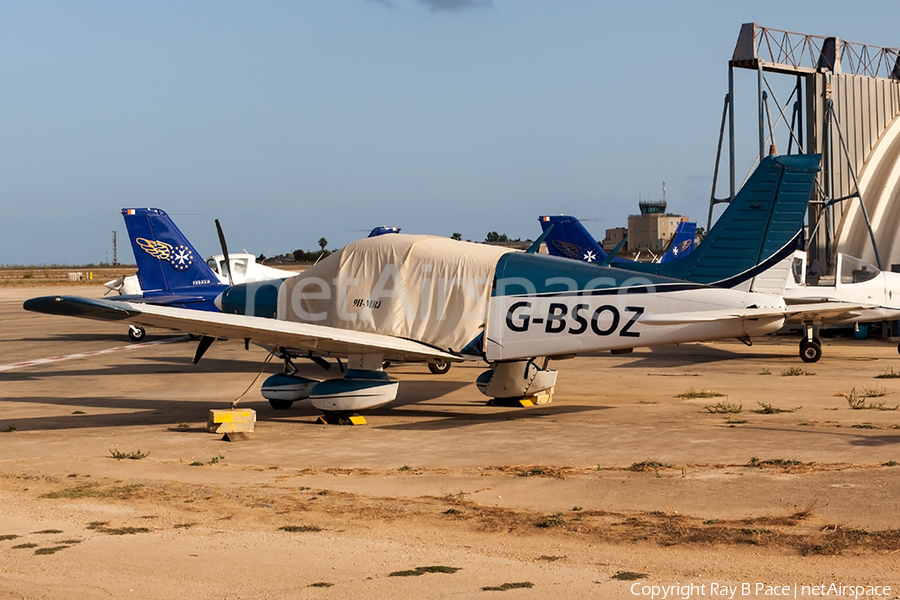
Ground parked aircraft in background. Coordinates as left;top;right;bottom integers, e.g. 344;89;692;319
28;230;835;420
106;252;292;299
749;249;900;361
539;154;877;362
540;154;821;288
102;208;295;341
659;221;697;264
539;216;696;265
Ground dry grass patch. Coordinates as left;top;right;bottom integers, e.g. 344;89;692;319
389;565;461;577
34;545;71;555
752;402;799;414
612;571;648;581
279;525;322;533
39;483;144;500
875;367;900;379
677;387;725;399
482;581;534;591
782;367;815;377
705;401;743;414
841;387;898;410
629;460;673;472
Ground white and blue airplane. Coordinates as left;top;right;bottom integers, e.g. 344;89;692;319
26;155;850;417
750;248;900;361
104;208;297;341
25;232;851;420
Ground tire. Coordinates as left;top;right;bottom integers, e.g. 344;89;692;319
127;326;146;342
799;340;822;363
428;362;451;375
268;399;294;410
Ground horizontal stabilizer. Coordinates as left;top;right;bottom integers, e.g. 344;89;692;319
640;301;869;326
640;307;791;326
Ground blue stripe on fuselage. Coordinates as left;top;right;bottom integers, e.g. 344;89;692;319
492;252;708;297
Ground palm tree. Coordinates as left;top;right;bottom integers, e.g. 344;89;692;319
318;237;328;252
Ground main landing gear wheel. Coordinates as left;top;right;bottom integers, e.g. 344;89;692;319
268;399;294;410
428;362;451;375
128;325;146;342
799;339;822;363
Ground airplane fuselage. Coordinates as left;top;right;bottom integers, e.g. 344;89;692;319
217;236;788;362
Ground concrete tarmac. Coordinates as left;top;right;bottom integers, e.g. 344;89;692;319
2;286;900;599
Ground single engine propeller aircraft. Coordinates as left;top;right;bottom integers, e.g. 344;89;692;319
27;229;851;421
747;249;900;362
104;208;296;342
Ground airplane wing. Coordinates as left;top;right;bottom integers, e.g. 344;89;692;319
639;302;869;326
781;300;873;323
24;296;461;363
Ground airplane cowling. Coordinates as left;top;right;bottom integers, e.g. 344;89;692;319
476;360;557;399
309;371;399;413
261;373;319;402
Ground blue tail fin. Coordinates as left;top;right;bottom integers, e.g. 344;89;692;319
659;221;696;263
617;154;821;286
538;216;618;264
121;208;221;292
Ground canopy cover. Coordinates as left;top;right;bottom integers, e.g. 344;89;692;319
279;235;512;353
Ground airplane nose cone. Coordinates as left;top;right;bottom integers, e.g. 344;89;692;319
214;290;224;311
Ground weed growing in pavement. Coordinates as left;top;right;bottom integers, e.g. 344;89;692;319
782;367;815;377
613;572;648;581
677;387;725;399
843;388;899;410
536;513;565;528
705;401;743;414
34;546;70;555
279;525;322;533
753;402;799;414
748;457;805;467
482;582;534;591
109;449;148;460
389;566;461;577
629;460;673;472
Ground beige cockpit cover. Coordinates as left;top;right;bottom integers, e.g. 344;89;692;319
278;235;512;353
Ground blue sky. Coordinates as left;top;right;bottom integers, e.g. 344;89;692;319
2;0;898;265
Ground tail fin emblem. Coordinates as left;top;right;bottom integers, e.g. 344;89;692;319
136;238;194;271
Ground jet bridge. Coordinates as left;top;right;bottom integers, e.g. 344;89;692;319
708;23;900;273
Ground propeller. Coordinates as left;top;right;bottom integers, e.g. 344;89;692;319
192;218;233;364
215;218;234;286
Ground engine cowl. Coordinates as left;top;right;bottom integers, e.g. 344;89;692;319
309;369;399;413
261;373;319;402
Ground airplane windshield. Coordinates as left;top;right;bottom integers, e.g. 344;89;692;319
840;255;879;284
206;258;219;274
232;259;248;278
